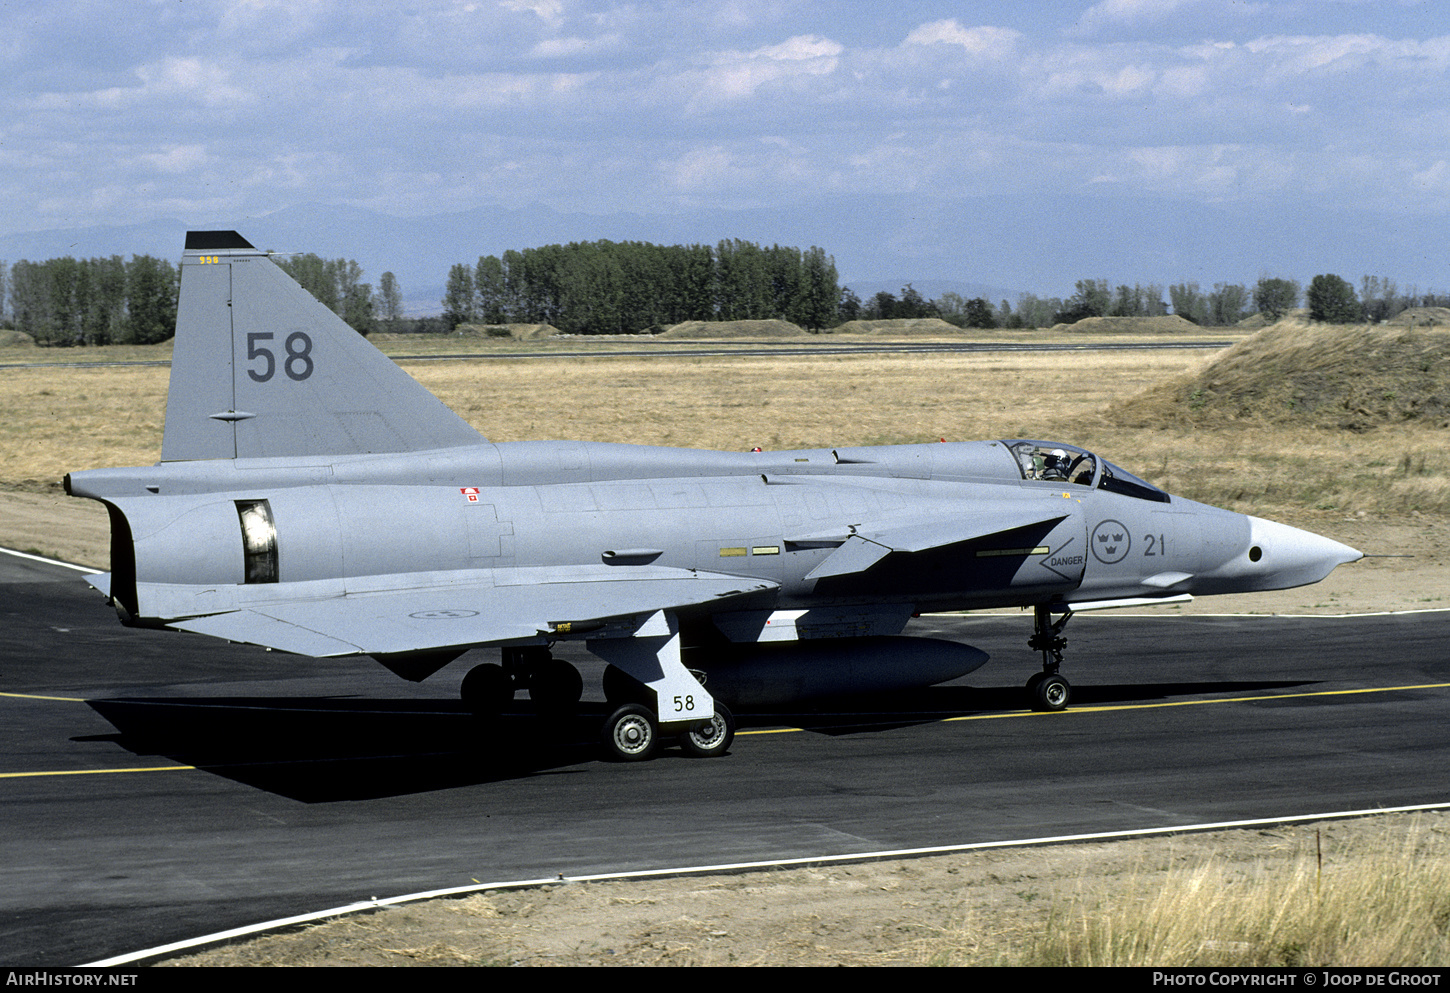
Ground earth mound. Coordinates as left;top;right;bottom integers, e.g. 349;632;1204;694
829;318;960;335
1112;316;1450;430
1048;315;1202;334
449;323;561;340
1387;307;1450;327
657;320;806;338
1234;308;1309;331
0;330;36;347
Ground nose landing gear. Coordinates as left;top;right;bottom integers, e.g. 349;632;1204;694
1026;604;1073;712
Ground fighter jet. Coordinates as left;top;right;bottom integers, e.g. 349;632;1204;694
64;231;1362;761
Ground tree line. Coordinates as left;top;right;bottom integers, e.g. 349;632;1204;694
442;239;840;335
0;255;180;345
989;272;1444;329
0;253;402;344
2;248;1445;345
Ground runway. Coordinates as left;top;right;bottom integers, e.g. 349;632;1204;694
388;339;1237;362
0;337;1234;372
3;552;1447;966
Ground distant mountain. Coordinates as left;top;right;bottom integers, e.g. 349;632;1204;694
0;219;189;271
2;193;1434;317
0;201;1025;316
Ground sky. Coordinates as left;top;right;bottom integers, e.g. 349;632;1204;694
2;0;1447;298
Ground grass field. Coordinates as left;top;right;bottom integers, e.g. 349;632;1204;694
4;334;1444;521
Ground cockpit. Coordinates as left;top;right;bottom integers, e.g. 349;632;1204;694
1005;440;1170;503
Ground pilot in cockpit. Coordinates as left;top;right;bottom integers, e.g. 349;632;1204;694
1041;448;1071;481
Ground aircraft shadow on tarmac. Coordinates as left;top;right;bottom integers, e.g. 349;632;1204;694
83;677;1313;802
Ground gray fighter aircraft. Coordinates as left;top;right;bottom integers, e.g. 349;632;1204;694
64;231;1363;761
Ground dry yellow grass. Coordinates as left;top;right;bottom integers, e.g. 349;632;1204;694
1116;317;1450;431
0;349;1197;486
0;340;174;364
425;350;1197;451
0;365;170;487
1002;817;1450;967
4;343;1447;521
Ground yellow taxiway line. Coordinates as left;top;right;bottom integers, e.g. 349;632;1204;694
0;691;86;702
0;765;196;779
5;682;1446;774
738;681;1450;734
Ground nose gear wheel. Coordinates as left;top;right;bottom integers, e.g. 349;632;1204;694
1026;604;1074;711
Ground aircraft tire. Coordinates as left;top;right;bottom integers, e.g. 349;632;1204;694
679;702;735;758
1032;673;1071;712
460;663;513;716
530;658;583;714
601;703;658;762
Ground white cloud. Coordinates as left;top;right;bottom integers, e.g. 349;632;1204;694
684;34;842;109
753;35;844;63
1070;0;1205;36
661;144;736;191
531;34;623;58
1412;159;1449;192
501;0;566;27
215;0;333;48
136;144;210;175
1243;32;1450;75
137;57;252;105
903;21;1021;57
3;1;1449;249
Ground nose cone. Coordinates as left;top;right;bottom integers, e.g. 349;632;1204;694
1238;516;1363;592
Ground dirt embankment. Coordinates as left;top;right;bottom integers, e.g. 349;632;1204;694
1049;314;1203;334
829;317;962;335
444;323;562;340
1112;317;1450;431
657;319;806;338
1386;306;1450;327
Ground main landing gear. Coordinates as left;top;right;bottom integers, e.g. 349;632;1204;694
598;665;736;762
1026;603;1074;712
459;650;736;761
459;646;584;717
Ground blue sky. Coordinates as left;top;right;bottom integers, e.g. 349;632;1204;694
2;1;1446;297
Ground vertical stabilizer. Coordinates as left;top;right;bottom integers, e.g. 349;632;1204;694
161;231;485;461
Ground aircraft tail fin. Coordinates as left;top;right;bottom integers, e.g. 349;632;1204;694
161;231;485;461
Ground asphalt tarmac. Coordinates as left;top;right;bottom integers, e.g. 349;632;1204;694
2;552;1446;966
